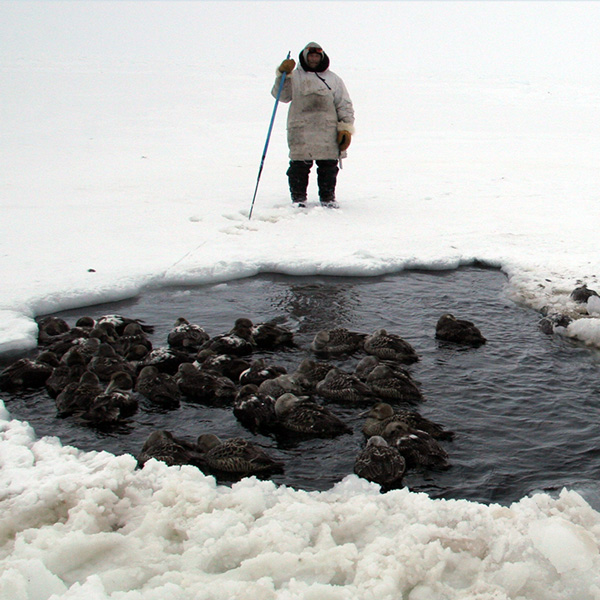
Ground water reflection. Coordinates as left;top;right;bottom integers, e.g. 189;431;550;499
270;277;362;334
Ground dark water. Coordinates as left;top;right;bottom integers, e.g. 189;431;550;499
3;267;600;507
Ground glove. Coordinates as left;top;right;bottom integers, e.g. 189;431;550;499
337;130;352;152
278;59;296;74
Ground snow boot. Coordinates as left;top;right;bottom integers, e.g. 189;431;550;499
287;160;311;206
317;160;339;207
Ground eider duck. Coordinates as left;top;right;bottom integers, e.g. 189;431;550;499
538;312;572;335
36;316;70;344
361;402;454;441
363;329;419;364
55;371;103;417
200;319;255;356
197;350;251;382
89;321;120;345
96;314;154;335
238;358;287;386
45;347;88;397
135;365;181;408
310;327;366;357
365;364;423;404
435;313;486;347
175;362;236;404
42;327;92;359
78;371;138;425
315;367;372;404
137;430;200;468
570;283;600;304
117;322;153;359
62;337;101;364
167;317;209;352
383;421;450;470
353;436;406;488
74;316;96;330
88;343;134;382
274;393;351;437
195;433;284;477
229;317;256;341
292;357;335;392
353;355;382;381
250;319;295;350
258;373;307;399
140;347;191;375
233;384;278;433
0;351;59;392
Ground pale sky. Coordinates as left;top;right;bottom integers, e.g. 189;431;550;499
1;1;599;82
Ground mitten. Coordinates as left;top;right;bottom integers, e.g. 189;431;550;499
278;59;296;74
337;130;352;152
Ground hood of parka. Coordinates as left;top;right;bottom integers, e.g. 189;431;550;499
299;42;330;73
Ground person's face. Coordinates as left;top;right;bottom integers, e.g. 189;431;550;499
307;51;322;69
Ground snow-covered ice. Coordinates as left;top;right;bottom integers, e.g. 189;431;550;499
1;2;600;598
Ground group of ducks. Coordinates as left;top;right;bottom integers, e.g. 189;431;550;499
0;310;488;490
539;283;600;334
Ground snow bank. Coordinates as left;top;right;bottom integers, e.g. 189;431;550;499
1;404;600;600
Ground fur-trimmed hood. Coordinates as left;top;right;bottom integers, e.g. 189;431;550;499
298;42;330;73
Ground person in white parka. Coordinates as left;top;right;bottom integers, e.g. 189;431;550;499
272;42;355;208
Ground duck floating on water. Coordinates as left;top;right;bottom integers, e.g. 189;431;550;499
137;430;200;468
139;346;191;376
239;358;287;386
175;362;236;405
383;421;450;470
233;384;278;433
364;329;419;364
117;322;153;360
258;373;307;399
361;402;454;441
36;316;70;344
78;371;138;426
167;317;209;352
45;348;87;398
135;365;181;408
353;355;382;381
0;351;58;392
538;312;572;335
250;318;295;350
274;392;352;437
435;313;486;347
41;326;92;358
197;350;251;382
96;314;154;336
292;357;335;392
55;371;104;417
88;343;134;382
195;433;284;477
315;367;372;404
200;319;255;356
365;364;423;404
354;436;406;489
310;327;366;357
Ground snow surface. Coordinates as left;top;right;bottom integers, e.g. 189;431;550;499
1;2;600;598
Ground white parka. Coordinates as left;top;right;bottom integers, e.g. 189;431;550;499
272;57;355;161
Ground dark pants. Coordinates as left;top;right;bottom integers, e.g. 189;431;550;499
287;160;339;204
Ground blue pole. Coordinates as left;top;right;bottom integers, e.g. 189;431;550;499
248;51;291;220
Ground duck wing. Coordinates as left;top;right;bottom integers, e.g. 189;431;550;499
279;400;351;436
354;445;406;486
